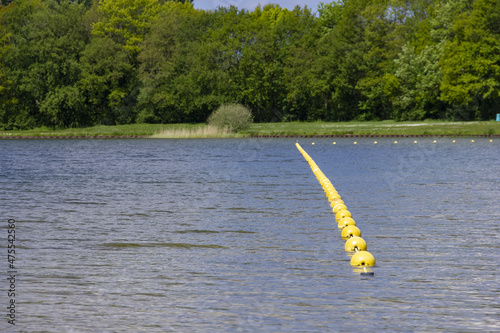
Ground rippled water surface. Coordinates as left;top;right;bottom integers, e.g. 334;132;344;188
1;138;499;332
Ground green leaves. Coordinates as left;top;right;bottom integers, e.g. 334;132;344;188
92;0;160;59
1;0;499;129
79;36;136;124
440;0;500;118
0;0;88;128
382;0;499;121
207;104;253;132
137;3;210;123
39;85;85;127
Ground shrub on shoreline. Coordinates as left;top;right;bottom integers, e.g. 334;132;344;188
207;104;253;133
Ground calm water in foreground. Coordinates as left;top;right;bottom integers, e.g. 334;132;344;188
1;138;499;332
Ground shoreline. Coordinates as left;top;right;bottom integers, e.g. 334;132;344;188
2;121;499;139
2;134;499;139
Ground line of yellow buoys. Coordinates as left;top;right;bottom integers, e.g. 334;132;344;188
295;143;376;275
328;139;493;144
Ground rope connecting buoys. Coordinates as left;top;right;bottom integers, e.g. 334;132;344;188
295;142;376;275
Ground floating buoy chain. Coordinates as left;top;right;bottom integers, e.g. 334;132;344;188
295;143;376;275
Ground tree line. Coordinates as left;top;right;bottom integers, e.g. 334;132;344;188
0;0;499;129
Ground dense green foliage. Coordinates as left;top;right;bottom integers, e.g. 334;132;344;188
0;0;499;129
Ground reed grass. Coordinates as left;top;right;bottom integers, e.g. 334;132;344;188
151;125;245;138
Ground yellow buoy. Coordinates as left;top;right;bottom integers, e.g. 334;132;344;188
324;185;335;191
374;141;377;144
414;140;417;143
341;226;361;239
471;140;474;143
328;194;341;202
333;142;336;145
394;141;398;144
332;203;347;213
328;193;342;202
336;209;352;222
345;236;367;252
338;217;356;229
350;251;375;266
324;186;336;194
354;141;357;145
330;198;344;208
325;188;337;196
321;179;332;186
325;189;337;196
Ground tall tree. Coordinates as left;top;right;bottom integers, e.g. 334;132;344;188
0;3;15;127
0;0;89;128
318;0;368;121
356;0;429;120
92;0;160;62
83;0;161;124
137;2;211;123
440;0;500;119
237;4;315;121
79;36;136;124
283;7;322;121
386;0;473;120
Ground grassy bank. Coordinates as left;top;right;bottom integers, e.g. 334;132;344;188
246;120;500;137
1;120;500;138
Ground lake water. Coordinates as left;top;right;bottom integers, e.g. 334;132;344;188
1;138;499;332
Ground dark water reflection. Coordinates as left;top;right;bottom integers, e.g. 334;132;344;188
1;138;499;332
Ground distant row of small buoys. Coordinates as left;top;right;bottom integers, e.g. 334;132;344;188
296;142;375;275
310;139;494;145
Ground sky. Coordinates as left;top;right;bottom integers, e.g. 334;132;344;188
193;0;324;12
